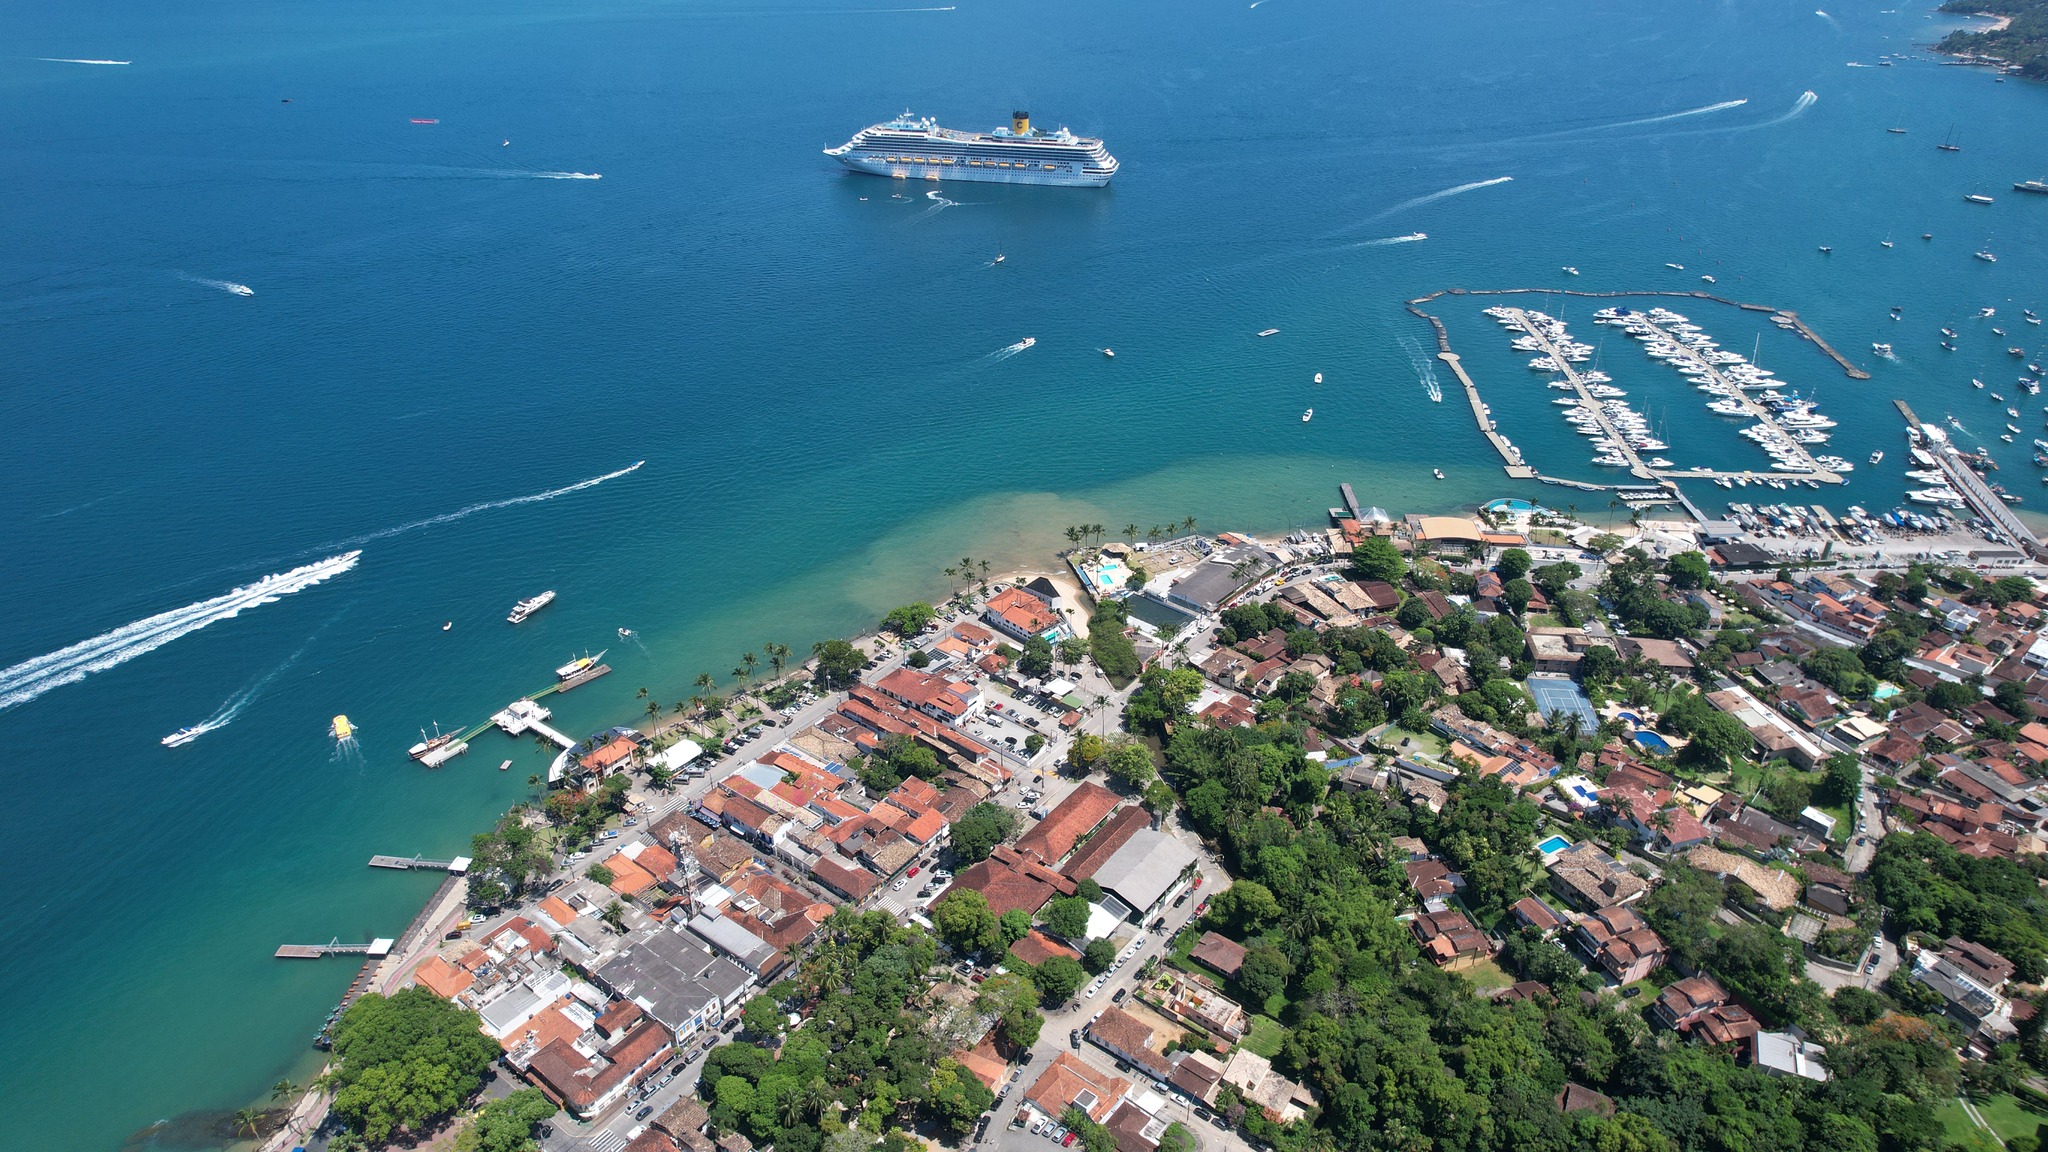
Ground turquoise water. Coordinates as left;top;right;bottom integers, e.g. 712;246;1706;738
3;0;2046;1147
1537;835;1574;855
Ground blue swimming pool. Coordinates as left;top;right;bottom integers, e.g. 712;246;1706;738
1537;835;1572;854
1634;731;1673;754
1617;711;1642;725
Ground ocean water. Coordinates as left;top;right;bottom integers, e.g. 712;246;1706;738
2;0;2045;1146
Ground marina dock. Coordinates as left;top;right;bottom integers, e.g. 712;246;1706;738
1408;288;1853;489
1894;400;2046;560
276;937;393;960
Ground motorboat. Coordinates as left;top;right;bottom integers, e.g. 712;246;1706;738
1869;450;1884;464
1818;245;1832;254
1257;328;1279;337
161;727;200;747
1665;262;1685;270
1433;468;1446;479
1301;408;1312;422
1966;194;1995;204
1977;251;1998;263
1313;372;1323;384
1102;348;1115;358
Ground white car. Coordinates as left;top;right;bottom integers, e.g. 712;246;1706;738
892;878;906;891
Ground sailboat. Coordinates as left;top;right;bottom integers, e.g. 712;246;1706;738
1938;126;1962;153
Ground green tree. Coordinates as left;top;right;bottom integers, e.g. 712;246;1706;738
1532;560;1582;598
1500;577;1534;615
1100;736;1157;789
812;639;866;689
932;889;1001;954
1665;551;1710;590
1088;601;1142;685
1817;753;1862;808
998;908;1033;945
455;1088;558;1152
585;862;615;887
325;988;501;1145
1353;535;1407;583
950;802;1018;864
882;602;937;636
1158;1122;1197;1152
1497;548;1533;580
1083;937;1117;973
1238;943;1293;1004
1041;895;1092;940
1033;955;1086;1004
1019;634;1056;679
927;1059;995;1134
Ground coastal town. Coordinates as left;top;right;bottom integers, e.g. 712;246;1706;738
259;489;2048;1152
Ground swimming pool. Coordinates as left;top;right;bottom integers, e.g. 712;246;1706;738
1633;731;1673;754
1537;835;1572;855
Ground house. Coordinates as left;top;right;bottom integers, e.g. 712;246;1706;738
874;667;983;724
1754;1032;1830;1081
1797;807;1837;842
1090;829;1199;921
1618;637;1695;672
1652;974;1729;1032
1085;1007;1175;1083
1942;938;2016;993
1411;907;1493;969
1218;1048;1320;1124
1189;932;1247;979
1510;896;1567;936
525;1019;672;1119
1912;947;2016;1041
1803;862;1855;917
1572;906;1666;984
1156;970;1248;1040
1405;858;1461;901
1025;1051;1131;1125
1547;842;1649;911
985;587;1069;643
942;844;1074;917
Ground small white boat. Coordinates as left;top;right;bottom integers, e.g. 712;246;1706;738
618;627;635;639
1258;328;1280;337
1562;266;1579;275
1301;408;1313;422
1818;245;1832;253
1977;251;1998;263
161;727;200;747
1433;468;1446;479
993;253;1005;264
442;621;452;631
502;139;510;147
1982;307;1998;318
1665;262;1685;270
1102;348;1115;358
1869;450;1884;464
1313;372;1323;384
1701;274;1716;284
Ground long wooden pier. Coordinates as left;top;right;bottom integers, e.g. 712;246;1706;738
276;937;393;960
1892;401;2045;559
368;854;470;873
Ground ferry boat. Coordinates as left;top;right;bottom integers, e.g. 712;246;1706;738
557;650;608;681
825;111;1118;187
508;590;555;624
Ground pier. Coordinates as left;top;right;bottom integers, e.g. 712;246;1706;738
1623;310;1843;484
491;698;575;749
368;854;471;873
1894;400;2046;559
276;937;393;960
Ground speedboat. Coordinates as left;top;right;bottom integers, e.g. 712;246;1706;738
1818;245;1832;254
1665;262;1685;270
1301;408;1313;422
1433;468;1445;479
1258;328;1280;337
1102;348;1115;358
1870;450;1884;464
1981;308;1998;318
1313;372;1323;384
161;727;201;747
1966;194;1995;204
993;253;1005;264
618;627;635;639
442;621;451;631
1873;342;1893;355
1701;274;1716;283
1977;251;1998;263
1562;266;1579;275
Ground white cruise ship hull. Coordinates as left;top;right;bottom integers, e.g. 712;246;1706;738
831;152;1113;187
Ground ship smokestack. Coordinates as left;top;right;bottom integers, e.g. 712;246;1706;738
1012;110;1030;134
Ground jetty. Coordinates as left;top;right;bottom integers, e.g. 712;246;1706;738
553;662;612;693
368;854;471;873
1894;400;2046;560
276;937;393;960
491;698;575;749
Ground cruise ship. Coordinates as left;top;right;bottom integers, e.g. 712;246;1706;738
825;111;1117;187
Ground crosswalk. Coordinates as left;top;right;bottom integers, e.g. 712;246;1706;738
585;1128;627;1152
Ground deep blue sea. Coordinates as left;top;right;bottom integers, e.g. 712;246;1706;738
2;0;2045;1146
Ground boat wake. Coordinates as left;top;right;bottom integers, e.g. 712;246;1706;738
1815;9;1840;27
179;273;254;297
1581;98;1749;134
1351;232;1428;247
159;620;332;747
334;461;645;548
0;552;361;713
35;57;130;64
1400;335;1444;402
912;189;962;222
1755;90;1819;128
1363;176;1512;225
531;171;602;180
987;337;1037;361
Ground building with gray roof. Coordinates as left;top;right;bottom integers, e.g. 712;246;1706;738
595;924;754;1042
1091;829;1197;921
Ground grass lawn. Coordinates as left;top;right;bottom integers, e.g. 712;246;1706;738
1936;1100;2003;1152
1380;727;1447;762
1976;1092;2048;1142
1462;959;1515;993
1241;1016;1287;1059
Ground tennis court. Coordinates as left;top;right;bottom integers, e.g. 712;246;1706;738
1527;676;1598;732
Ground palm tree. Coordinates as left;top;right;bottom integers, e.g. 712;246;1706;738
1122;523;1138;541
1147;525;1164;542
780;1085;808;1128
1064;526;1081;548
732;665;751;689
1182;516;1197;534
528;773;543;789
1089;523;1105;546
741;651;760;683
977;559;991;585
636;686;649;702
231;1108;264;1138
270;1079;298;1104
645;700;661;726
944;565;960;593
694;672;717;697
767;642;790;678
673;700;688;715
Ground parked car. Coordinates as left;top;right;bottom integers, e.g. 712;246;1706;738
1062;1133;1077;1147
1032;1120;1046;1135
1111;988;1128;1005
908;866;920;878
1070;1029;1082;1049
635;1106;654;1121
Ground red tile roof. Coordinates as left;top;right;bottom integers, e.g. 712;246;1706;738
1015;782;1121;866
